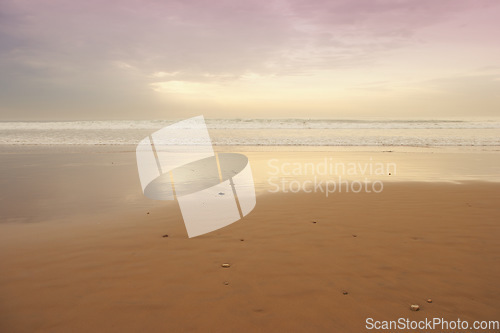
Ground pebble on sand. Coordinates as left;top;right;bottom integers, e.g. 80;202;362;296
162;234;169;238
410;304;420;311
342;291;349;295
426;298;432;303
312;221;317;224
223;281;229;285
221;263;230;268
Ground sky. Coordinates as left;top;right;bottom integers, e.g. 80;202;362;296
1;0;499;120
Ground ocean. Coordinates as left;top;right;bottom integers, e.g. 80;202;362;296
1;119;499;147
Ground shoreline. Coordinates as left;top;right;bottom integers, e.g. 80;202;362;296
2;143;500;152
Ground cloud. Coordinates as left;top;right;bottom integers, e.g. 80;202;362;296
3;0;495;78
0;0;499;119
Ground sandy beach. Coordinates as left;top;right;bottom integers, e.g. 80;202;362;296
0;146;499;332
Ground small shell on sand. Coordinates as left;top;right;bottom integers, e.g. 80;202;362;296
221;263;230;268
410;304;420;311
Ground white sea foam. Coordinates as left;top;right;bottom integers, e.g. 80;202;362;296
1;119;500;130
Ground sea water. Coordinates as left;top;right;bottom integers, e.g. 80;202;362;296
0;119;499;147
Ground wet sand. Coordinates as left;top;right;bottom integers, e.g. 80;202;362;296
0;147;499;332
